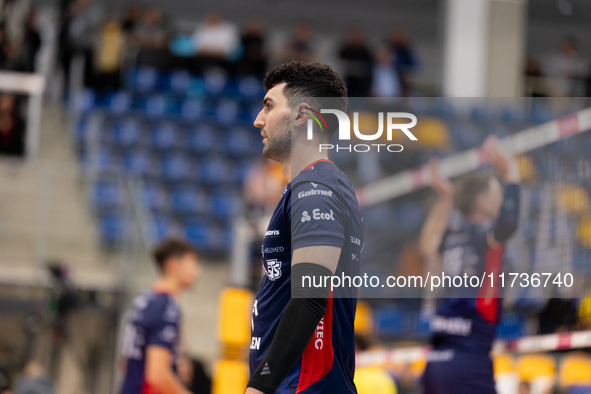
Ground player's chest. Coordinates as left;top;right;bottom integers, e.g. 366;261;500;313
261;194;292;282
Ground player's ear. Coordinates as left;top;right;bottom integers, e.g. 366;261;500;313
293;103;311;127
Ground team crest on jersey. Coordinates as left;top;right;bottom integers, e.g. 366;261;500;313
265;259;282;281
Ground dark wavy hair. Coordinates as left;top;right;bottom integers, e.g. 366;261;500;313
264;61;348;141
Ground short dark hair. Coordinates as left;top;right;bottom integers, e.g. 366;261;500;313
264;61;348;141
152;238;198;272
454;173;495;217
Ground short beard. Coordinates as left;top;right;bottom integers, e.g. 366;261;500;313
263;115;291;163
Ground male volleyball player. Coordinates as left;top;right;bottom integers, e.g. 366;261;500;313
120;238;200;394
246;62;364;394
420;136;520;394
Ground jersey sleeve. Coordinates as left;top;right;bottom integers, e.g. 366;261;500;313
291;181;347;250
146;298;180;352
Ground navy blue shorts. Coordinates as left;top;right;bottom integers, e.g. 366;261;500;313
422;350;496;394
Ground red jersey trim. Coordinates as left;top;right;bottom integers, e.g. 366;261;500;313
303;159;334;171
296;297;334;393
476;245;504;323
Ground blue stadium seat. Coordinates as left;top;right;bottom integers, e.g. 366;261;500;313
170;187;207;215
151;122;178;152
237;76;262;99
216;99;239;124
496;313;527;340
167;70;192;94
203;70;227;96
73;89;96;113
183;220;210;249
210;192;237;221
375;306;407;336
200;157;229;186
99;214;128;244
500;106;526;124
187;77;206;98
91;180;124;210
107;91;131;115
131;66;158;92
139;183;167;212
180;99;203;123
188;125;216;154
86;149;117;173
144;94;168;119
160;154;191;182
115;118;141;147
470;105;491;122
122;149;151;176
150;215;175;241
225;127;253;157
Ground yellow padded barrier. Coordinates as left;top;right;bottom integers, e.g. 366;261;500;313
213;359;249;394
560;355;591;387
218;287;252;348
516;354;556;381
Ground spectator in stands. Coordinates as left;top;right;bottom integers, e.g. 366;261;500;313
0;24;14;70
338;26;373;97
131;5;170;51
18;8;40;73
0;93;25;157
538;298;578;334
371;45;401;97
14;361;55;394
280;22;317;64
61;0;104;95
236;16;267;77
387;27;418;96
525;54;546;97
194;11;239;59
545;36;587;96
121;4;143;33
93;15;123;93
0;0;32;68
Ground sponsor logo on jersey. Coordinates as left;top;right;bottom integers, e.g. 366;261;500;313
159;325;178;343
298;188;333;199
265;259;282;281
350;236;361;245
301;209;335;222
265;229;280;237
430;316;472;336
262;245;285;254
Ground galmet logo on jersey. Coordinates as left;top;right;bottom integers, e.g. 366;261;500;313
303;107;418;153
265;259;282;281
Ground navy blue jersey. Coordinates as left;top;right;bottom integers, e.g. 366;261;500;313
250;160;364;394
423;211;505;394
121;290;181;394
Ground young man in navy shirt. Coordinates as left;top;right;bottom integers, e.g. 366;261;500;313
246;62;364;394
120;238;200;394
420;136;520;394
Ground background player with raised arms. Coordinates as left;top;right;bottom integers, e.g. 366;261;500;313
246;61;364;394
420;136;521;394
120;238;200;394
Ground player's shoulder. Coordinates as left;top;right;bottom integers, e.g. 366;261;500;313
293;160;354;196
139;290;180;325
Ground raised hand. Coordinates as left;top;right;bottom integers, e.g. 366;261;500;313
481;135;520;183
428;159;454;198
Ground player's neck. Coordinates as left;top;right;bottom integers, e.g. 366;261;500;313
152;277;182;297
282;152;329;182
